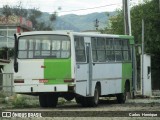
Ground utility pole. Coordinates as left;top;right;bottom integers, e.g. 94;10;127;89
94;19;99;31
123;0;138;97
141;0;145;96
141;19;144;96
123;0;131;35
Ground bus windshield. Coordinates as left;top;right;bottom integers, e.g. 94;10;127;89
18;34;70;59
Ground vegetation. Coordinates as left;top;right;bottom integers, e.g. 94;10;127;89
102;0;160;69
1;2;56;30
12;96;28;108
101;0;160;89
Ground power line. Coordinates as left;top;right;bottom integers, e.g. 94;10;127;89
59;3;122;13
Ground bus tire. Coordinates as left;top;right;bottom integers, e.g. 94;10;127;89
82;86;100;107
75;97;82;104
117;89;126;104
39;94;47;107
89;86;100;107
64;94;74;101
47;93;58;107
117;93;126;104
76;86;100;107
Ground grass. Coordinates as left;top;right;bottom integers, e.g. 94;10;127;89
0;94;39;108
12;96;28;108
1;94;73;108
12;95;40;108
0;92;6;98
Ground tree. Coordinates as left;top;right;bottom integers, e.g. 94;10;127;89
1;3;56;30
103;0;160;56
2;5;12;18
103;0;160;87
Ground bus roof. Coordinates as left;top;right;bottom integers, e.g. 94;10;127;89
72;32;134;39
17;31;134;39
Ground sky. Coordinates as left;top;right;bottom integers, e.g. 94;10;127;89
0;0;139;16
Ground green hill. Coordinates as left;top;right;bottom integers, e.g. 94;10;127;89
39;11;116;31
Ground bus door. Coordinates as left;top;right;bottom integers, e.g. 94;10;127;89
75;37;92;97
85;38;93;96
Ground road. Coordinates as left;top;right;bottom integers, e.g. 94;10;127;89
1;98;160;120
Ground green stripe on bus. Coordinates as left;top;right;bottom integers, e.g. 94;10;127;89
44;58;71;84
122;63;132;92
119;35;134;44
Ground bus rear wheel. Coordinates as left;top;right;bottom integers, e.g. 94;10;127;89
39;93;58;108
47;93;58;107
117;93;126;104
39;94;47;107
117;89;126;104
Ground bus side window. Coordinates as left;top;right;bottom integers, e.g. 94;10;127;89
122;40;130;61
74;36;86;62
91;37;97;62
97;37;105;62
114;39;122;61
106;38;115;61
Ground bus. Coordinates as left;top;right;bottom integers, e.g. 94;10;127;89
13;31;135;107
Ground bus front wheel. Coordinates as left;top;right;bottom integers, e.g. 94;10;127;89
89;86;100;106
79;86;100;107
47;93;58;107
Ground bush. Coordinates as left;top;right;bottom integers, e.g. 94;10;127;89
12;96;28;108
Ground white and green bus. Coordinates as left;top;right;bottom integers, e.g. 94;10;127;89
13;31;135;107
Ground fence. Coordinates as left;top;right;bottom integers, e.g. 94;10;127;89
0;73;14;96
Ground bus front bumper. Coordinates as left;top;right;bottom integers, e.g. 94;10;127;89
14;84;72;93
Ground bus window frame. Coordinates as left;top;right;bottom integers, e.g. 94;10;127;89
17;34;71;59
74;36;87;63
91;37;132;64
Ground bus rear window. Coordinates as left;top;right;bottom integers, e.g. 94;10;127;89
18;35;70;59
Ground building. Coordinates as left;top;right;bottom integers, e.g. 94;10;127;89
0;15;32;91
0;15;32;48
